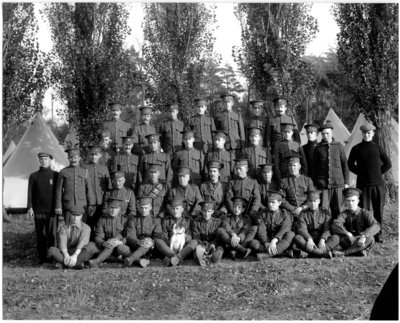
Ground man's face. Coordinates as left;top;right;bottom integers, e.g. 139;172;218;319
362;130;374;142
249;133;261;146
148;140;160;152
214;137;225;149
109;206;121;217
261;168;273;182
123;143;133;154
308;199;320;211
90;152;101;164
70;214;83;226
148;170;160;183
288;162;301;176
209;167;220;182
282;129;294;141
102;137;111;148
141;113;151;124
203;209;214;221
345;196;359;212
113;177;125;189
139;204;152;217
274;103;287;116
112;107;122;120
236;165;248;178
178;174;190;186
251;105;262;116
39;156;51;168
170;109;179;120
321;129;333;143
68;155;81;167
197;104;207;115
183;137;195;149
233;204;243;216
307;130;318;141
268;199;281;211
223;98;233;111
171;205;184;219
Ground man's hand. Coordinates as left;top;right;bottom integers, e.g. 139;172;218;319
27;208;34;218
347;233;356;244
318;239;327;253
141;238;154;249
55;208;62;216
207;243;216;254
87;206;95;217
68;254;78;267
63;254;71;266
357;235;366;247
268;238;278;255
344;184;349;189
230;234;240;247
294;207;303;216
306;238;316;253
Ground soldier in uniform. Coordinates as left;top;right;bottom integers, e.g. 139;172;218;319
85;198;131;268
131;106;157;156
200;160;228;217
102;171;136;219
159;102;184;155
225;159;261;217
188;98;215;154
312;122;349;218
28;152;59;264
167;166;202;218
103;101;131;152
331;188;380;257
192;200;224;266
215;93;245;151
124;197;163;267
258;163;280;210
273;123;308;181
83;145;111;233
267;97;300;152
98;130;116;171
112;136;139;193
293;190;340;258
302;123;320;173
137;163;169;218
245;100;269;147
216;197;252;259
155;197;196;266
204;130;235;184
55;148;95;223
173;130;204;186
248;191;295;259
242;127;272;180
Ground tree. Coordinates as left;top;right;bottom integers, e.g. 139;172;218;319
233;3;318;117
43;3;137;145
3;3;49;142
142;3;217;121
334;4;398;196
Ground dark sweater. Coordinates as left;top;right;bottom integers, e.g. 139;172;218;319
348;140;392;186
27;167;58;213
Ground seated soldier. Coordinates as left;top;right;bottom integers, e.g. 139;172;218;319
216;197;252;259
258;163;280;210
138;162;169;218
85;198;131;268
167;165;202;218
200;159;228;218
48;209;92;269
124;197;162;267
155;197;197;266
249;191;295;259
293;190;340;258
331;188;380;257
192;200;223;266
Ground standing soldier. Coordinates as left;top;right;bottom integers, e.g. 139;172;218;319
103;101;131;153
312;122;349;218
112;136;139;193
98;130;116;171
55;148;95;223
138;133;173;188
246;100;269;147
28;152;59;264
216;93;245;151
302;123;320;173
159;102;184;155
131;106;157;156
258;163;280;210
347;123;391;243
188;98;215;154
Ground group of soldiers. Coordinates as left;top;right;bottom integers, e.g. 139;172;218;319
27;94;392;269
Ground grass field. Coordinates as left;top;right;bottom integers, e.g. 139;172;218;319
3;202;398;320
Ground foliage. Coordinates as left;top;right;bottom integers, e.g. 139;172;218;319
3;3;49;140
233;3;318;117
142;3;217;122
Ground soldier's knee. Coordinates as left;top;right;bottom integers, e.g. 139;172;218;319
293;234;305;245
284;231;295;241
116;244;131;257
249;240;260;250
47;246;58;257
186;240;198;250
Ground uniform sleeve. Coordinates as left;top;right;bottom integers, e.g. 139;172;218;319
126;190;137;219
331;213;349;236
137;155;145;185
161;219;170;243
250;181;261;213
339;144;350;185
152;218;163;240
221;218;233;236
199;150;205;180
292;116;301;144
360;210;381;238
184;218;193;242
165;155;173;188
189;186;202;217
27;173;34;210
273;144;282;181
379;145;392;175
94;218;106;248
126;218;139;248
273;211;292;241
299;146;308;176
55;170;64;210
85;169;96;206
296;212;311;240
238;113;245;148
191;221;201;242
320;210;332;241
347;146;359;175
238;217;252;241
105;167;112;190
77;225;91;250
224;181;234;214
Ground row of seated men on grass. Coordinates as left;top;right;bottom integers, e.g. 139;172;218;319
48;182;380;269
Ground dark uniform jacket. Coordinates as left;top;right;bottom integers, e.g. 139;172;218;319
280;174;314;213
99;147;116;171
103;119;132;149
204;149;235;183
55;165;95;213
258;179;280;210
225;177;261;215
312;139;349;189
188;114;215;153
221;215;252;241
168;184;202;217
131;123;157;155
125;215;162;248
138;151;173;187
274;140;308;180
192;216;222;245
83;163;111;205
332;207;380;238
173;147;203;186
102;187;136;219
242;146;272;180
296;207;332;241
257;209;293;243
159;118;184;154
138;182;169;218
160;215;193;244
112;154;139;192
267;114;300;150
200;181;227;215
302;140;318;174
28;167;58;214
245;115;269;147
94;214;128;248
215;110;245;150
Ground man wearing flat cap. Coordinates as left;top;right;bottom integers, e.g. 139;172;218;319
159;103;184;155
348;123;391;243
155;197;196;266
138;162;169;218
215;93;245;151
138;133;173;188
302;123;320;172
258;163;280;210
111;136;140;193
204;130;235;184
312;122;349;218
293;190;340;258
131;106;157;156
98;130;116;171
188;98;216;154
55;148;95;223
245;100;269;147
331;188;380;257
28;152;59;264
103;101;132;152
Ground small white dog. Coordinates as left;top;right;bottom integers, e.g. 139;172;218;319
170;224;186;253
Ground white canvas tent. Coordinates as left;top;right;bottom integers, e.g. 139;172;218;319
3;112;69;209
2;140;16;165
